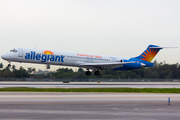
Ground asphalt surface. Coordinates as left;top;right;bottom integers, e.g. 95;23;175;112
0;82;180;88
0;92;180;120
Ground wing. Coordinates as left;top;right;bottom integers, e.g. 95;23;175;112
78;62;135;70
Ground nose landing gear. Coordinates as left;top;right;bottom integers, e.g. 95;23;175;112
8;64;11;67
7;61;11;67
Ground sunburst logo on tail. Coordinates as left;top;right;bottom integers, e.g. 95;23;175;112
43;50;54;55
140;48;158;62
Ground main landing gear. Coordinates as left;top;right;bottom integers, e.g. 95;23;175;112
85;71;91;76
94;70;100;75
85;70;100;76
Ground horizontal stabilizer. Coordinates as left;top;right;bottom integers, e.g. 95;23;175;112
149;47;178;49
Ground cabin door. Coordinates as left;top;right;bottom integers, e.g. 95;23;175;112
18;49;23;57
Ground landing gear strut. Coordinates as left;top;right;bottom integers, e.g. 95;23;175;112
85;71;91;76
94;70;100;76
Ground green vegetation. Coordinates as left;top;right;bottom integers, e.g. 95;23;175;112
0;66;30;78
0;60;179;79
0;87;180;93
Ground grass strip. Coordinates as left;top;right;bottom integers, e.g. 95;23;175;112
0;87;180;93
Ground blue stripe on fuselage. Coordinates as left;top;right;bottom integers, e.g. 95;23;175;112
129;58;154;67
113;59;154;70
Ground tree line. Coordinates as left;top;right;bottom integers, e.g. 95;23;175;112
0;60;180;79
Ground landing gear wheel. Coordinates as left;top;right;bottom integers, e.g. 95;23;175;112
85;71;91;76
8;64;11;67
94;71;100;75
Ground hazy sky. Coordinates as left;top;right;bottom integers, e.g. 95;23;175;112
0;0;180;71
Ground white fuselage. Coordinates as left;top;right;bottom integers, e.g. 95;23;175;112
1;48;130;70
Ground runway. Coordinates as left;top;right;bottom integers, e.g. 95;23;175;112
0;92;180;120
0;82;180;88
1;82;180;119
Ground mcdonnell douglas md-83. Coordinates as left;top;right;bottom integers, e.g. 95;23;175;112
1;45;176;76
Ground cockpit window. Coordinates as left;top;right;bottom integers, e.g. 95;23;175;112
10;49;17;52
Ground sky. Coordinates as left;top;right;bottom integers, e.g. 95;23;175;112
0;0;180;71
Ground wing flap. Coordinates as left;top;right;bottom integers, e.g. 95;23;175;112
79;62;135;70
79;62;135;66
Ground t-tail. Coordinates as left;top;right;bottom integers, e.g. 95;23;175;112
130;45;177;67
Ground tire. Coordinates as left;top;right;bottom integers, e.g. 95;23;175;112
8;64;11;67
94;71;100;75
85;71;91;76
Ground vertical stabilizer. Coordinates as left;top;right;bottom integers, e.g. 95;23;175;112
134;45;163;62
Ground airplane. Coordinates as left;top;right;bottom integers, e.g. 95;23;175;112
1;45;176;76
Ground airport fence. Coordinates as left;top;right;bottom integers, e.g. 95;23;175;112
0;78;179;82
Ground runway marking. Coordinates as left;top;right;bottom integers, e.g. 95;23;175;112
1;83;180;85
0;101;180;105
0;96;180;98
0;109;179;116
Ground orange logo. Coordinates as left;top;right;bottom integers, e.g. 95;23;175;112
43;50;54;55
141;49;158;62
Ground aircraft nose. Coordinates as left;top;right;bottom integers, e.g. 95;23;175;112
1;53;8;60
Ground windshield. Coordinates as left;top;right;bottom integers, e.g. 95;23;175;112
9;49;17;52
